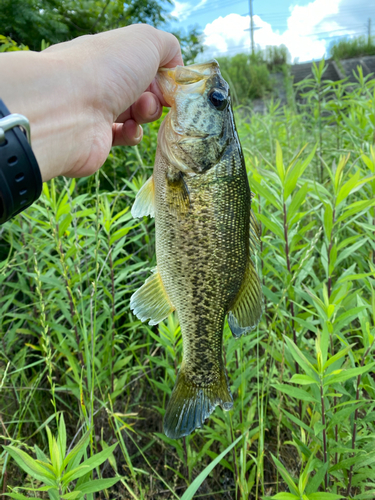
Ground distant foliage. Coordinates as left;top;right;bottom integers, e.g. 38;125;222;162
0;0;173;50
217;46;291;104
0;34;28;52
217;53;272;103
329;35;375;60
174;26;205;65
263;44;291;69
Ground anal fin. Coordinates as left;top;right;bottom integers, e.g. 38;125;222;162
163;363;233;439
131;176;155;218
228;259;263;338
130;269;174;325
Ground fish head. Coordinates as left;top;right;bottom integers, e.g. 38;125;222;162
156;60;236;174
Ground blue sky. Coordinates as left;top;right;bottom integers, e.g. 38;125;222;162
166;0;373;62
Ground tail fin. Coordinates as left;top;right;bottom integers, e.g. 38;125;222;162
163;364;233;439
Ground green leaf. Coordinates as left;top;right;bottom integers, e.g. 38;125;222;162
256;212;285;240
323;203;333;241
323;363;375;386
276;140;285;183
323;344;354;370
287;184;309;224
3;446;56;486
281;409;314;435
3;494;35;500
284;336;319;380
290;374;319;386
59;414;67;461
61;492;82;500
270;454;299;495
308;494;344;499
180;433;244;500
63;430;90;470
273;384;318;403
269;494;300;500
63;443;118;485
305;461;328;494
73;477;121;494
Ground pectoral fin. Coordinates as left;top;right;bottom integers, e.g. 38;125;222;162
130;269;175;325
131;176;155;218
166;170;190;216
228;259;263;337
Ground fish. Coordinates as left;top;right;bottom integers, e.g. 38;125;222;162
130;60;263;439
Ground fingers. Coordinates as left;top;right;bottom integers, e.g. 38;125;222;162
116;92;163;124
153;27;184;69
113;120;143;147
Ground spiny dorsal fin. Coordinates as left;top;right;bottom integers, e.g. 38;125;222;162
130;268;175;325
131;176;155;219
166;170;190;216
163;362;233;439
227;258;263;338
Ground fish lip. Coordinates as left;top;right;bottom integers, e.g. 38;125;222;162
156;60;221;104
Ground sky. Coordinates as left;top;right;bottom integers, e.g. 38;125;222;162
167;0;374;63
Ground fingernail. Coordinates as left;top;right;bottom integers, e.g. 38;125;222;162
135;125;143;141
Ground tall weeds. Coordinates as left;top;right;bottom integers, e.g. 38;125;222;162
0;64;375;499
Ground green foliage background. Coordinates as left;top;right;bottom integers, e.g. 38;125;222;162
1;14;375;500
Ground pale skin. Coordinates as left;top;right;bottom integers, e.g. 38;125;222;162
0;24;183;182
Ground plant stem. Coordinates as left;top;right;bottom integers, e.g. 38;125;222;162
283;202;301;419
320;382;328;490
230;422;240;499
108;239;116;395
182;437;189;482
346;338;375;496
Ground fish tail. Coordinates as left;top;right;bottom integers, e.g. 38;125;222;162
163;364;233;439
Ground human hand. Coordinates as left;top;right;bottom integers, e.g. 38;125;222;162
0;24;183;181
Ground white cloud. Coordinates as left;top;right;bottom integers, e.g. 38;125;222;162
171;1;191;21
171;0;208;22
201;0;357;63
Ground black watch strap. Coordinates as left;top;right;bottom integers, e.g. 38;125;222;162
0;99;42;224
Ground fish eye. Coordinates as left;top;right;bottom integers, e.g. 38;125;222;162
208;90;227;111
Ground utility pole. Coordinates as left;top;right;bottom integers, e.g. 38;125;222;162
249;0;254;56
368;18;372;47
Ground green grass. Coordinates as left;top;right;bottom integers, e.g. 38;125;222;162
1;61;375;499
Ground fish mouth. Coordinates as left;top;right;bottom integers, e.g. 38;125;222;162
156;60;221;105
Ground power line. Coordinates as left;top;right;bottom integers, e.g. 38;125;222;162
202;30;366;57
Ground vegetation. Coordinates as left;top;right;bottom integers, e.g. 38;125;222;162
1;43;375;498
0;0;172;50
217;46;290;104
329;34;375;60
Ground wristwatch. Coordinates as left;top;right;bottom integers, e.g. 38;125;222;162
0;99;42;225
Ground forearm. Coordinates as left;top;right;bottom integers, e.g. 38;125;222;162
0;50;87;181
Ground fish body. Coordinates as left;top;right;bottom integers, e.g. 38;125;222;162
131;61;263;439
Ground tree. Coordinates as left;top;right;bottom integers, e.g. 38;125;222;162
174;26;205;65
0;0;173;50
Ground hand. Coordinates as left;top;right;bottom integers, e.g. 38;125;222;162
0;25;183;181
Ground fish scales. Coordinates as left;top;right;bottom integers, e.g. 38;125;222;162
130;60;263;439
154;147;250;384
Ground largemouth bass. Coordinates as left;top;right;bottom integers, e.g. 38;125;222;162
130;60;263;439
